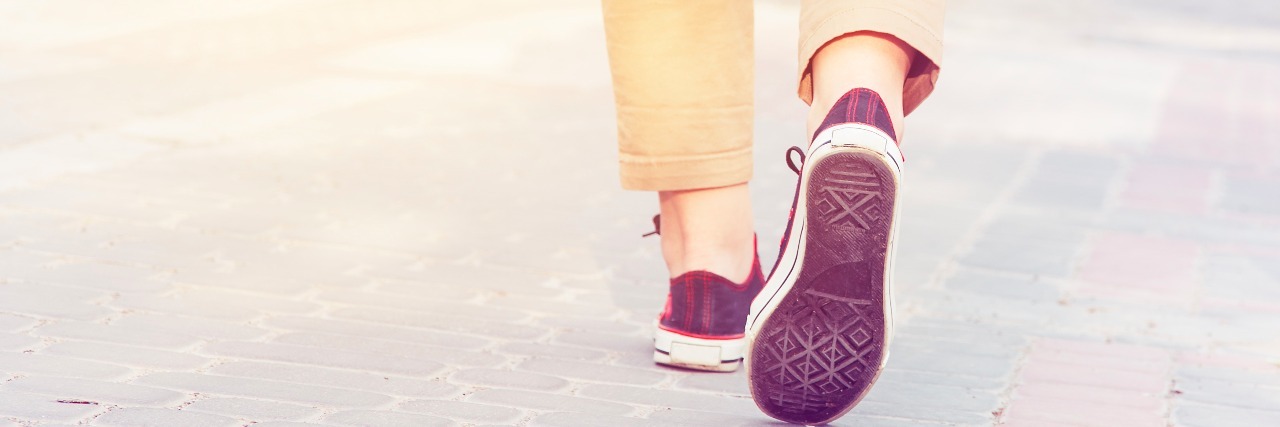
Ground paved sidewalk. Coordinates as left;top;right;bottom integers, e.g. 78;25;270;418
1;0;1279;426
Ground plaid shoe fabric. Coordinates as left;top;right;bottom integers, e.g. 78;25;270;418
653;241;764;372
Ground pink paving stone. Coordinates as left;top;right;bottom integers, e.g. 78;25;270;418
1151;60;1279;171
1001;396;1166;427
1029;350;1169;375
1119;162;1212;214
1077;232;1199;302
1033;338;1172;363
998;421;1080;427
1002;339;1173;427
1019;359;1171;393
1013;382;1166;413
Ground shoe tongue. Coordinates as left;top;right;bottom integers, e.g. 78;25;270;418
812;88;897;142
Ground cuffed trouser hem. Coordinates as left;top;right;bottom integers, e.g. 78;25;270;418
619;147;753;191
797;1;945;115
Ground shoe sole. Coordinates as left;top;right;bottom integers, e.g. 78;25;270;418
747;139;897;424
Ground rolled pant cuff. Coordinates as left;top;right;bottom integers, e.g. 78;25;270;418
797;6;944;114
619;149;753;191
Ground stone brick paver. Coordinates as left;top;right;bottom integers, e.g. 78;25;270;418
1;0;1278;426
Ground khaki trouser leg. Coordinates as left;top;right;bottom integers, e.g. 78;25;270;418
602;0;754;191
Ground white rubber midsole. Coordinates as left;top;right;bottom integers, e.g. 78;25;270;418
653;322;747;367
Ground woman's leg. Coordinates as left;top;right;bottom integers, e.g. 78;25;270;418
797;0;946;139
806;32;914;140
602;0;765;373
746;0;946;423
601;0;756;282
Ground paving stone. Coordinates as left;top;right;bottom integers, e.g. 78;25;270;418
1013;382;1165;413
1012;150;1120;211
1174;376;1280;412
644;409;775;426
495;342;610;362
0;332;40;352
862;380;1001;414
450;368;570;391
942;268;1061;302
672;372;748;396
1175;365;1280;388
184;398;321;422
1201;253;1280;304
1001;396;1165;427
553;330;651;354
93;407;240;427
877;368;1007;391
536;314;645;335
576;384;757;413
1173;402;1280;427
32;321;201;350
0;353;132;380
1219;175;1280;216
0;313;38;333
331;307;548;340
261;315;490;350
370;279;482;302
109;313;269;341
210;361;459;399
322;410;455;427
0;282;112;321
136;372;394;407
316;289;526;322
376;263;565;298
2;376;185;406
849;400;994;425
120;77;416;144
467;389;633;415
531;412;689;427
112;289;319;321
828;414;959;427
484;294;620;317
520;357;668;386
272;332;505;367
398;400;525;424
0;391;102;424
202;341;445;378
886;347;1018;379
11;259;168;293
959;232;1084;277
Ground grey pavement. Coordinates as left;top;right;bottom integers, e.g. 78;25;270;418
1;0;1279;426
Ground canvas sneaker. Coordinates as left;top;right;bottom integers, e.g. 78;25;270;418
650;218;765;372
745;88;904;424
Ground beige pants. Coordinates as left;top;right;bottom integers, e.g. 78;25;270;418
603;0;944;191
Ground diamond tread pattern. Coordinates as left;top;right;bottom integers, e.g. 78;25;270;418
750;151;894;425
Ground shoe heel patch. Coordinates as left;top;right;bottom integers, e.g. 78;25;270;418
669;342;723;366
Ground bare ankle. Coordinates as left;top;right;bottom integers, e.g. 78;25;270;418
656;184;756;282
663;233;756;282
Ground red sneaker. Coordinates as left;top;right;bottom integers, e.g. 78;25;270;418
746;88;904;423
652;238;765;372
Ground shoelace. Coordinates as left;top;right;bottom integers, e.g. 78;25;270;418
641;214;661;237
786;146;805;175
643;148;805;238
